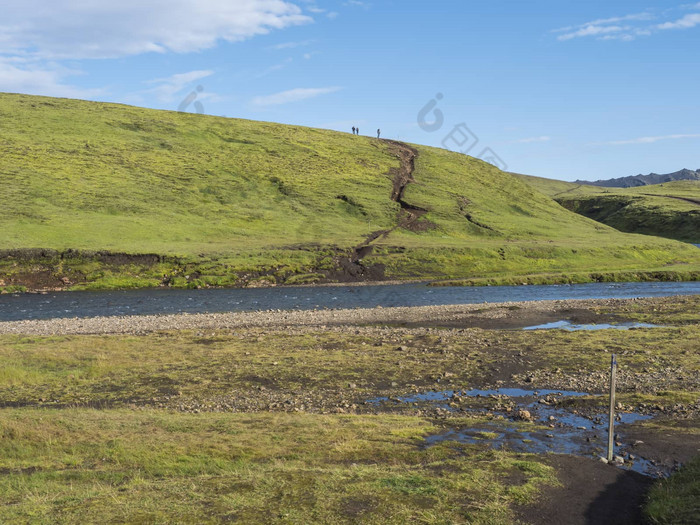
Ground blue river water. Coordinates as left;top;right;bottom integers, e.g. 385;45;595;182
1;281;700;322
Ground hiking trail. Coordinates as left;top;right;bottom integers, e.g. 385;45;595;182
350;141;431;265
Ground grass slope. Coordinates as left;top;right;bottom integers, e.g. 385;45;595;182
1;92;699;291
516;174;700;243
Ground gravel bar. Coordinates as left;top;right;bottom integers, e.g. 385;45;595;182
0;297;659;335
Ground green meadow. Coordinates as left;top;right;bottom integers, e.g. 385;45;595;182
1;92;699;290
516;174;700;244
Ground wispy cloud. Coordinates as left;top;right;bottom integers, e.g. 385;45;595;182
558;25;631;41
657;13;700;30
0;58;104;99
554;12;654;41
268;40;313;50
606;134;700;145
251;86;342;106
145;70;214;102
344;1;371;8
554;5;700;42
514;136;551;144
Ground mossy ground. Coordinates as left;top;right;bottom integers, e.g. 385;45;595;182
0;296;698;523
0;410;558;524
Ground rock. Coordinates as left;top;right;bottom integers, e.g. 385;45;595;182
600;457;609;464
613;455;625;465
517;410;533;422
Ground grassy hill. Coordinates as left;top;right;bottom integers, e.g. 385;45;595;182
516;174;700;244
1;92;699;291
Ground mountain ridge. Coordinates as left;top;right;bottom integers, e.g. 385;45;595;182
576;168;700;188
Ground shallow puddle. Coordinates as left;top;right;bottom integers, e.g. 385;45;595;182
370;388;665;477
522;320;661;331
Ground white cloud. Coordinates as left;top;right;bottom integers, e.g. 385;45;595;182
251;86;341;106
586;13;655;26
514;136;551;144
554;11;654;41
268;40;313;50
0;58;103;99
0;1;313;101
607;134;700;145
657;13;700;30
0;1;312;60
553;6;700;42
558;25;629;41
144;70;214;102
344;1;370;8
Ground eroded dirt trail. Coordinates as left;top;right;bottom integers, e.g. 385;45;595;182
350;141;430;264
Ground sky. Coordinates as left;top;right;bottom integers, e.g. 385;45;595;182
1;0;699;181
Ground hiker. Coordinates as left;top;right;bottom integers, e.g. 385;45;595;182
356;127;360;135
377;129;381;139
352;126;356;135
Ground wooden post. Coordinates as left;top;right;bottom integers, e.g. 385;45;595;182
607;354;617;462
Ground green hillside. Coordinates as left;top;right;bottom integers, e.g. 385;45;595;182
1;92;699;291
516;174;700;243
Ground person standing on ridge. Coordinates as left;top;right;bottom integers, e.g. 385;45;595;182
377;129;381;139
352;126;356;135
356;127;360;135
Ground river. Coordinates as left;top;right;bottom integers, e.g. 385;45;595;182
1;281;700;322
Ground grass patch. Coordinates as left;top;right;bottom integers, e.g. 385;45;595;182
645;455;700;524
0;409;557;524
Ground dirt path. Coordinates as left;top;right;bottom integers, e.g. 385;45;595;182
350;140;431;263
517;455;654;525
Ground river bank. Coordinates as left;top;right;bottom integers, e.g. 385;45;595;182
0;294;698;335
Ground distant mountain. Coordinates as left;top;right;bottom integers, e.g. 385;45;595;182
576;169;700;188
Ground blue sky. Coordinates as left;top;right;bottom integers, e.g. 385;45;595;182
2;0;699;180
